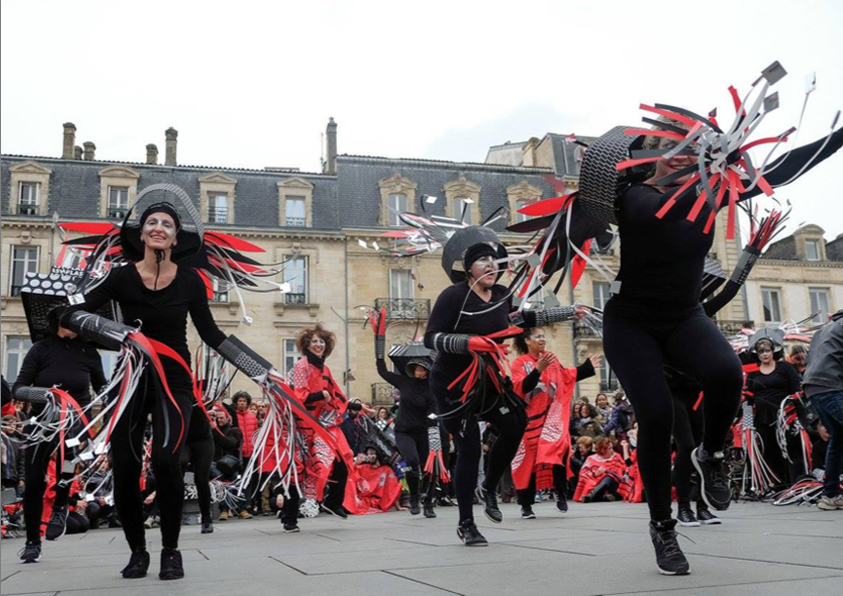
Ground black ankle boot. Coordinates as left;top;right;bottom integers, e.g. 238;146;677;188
159;548;184;581
409;496;421;515
423;500;436;518
457;520;488;546
121;547;150;579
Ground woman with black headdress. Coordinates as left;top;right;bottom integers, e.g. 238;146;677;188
66;202;229;580
370;326;438;518
424;227;586;546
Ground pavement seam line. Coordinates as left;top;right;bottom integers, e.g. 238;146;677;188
598;572;843;596
268;556;308;575
688;552;843;572
382;570;465;595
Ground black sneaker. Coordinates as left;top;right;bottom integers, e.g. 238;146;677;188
556;498;569;513
19;541;42;564
692;447;732;511
409;497;421;516
649;519;690;576
696;507;721;525
159;548;184;581
201;520;214;534
121;548;150;579
320;503;349;519
521;506;536;519
283;523;301;533
423;501;437;518
677;506;700;527
476;486;502;524
45;505;68;541
457;520;488;547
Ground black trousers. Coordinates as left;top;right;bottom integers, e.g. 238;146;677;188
435;395;526;524
672;386;705;507
395;429;429;499
66;510;90;534
23;439;72;544
603;299;742;522
322;457;349;512
180;433;214;523
110;372;193;550
516;464;567;507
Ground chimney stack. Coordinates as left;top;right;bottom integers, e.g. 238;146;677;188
165;127;178;166
325;117;337;175
146;144;159;165
83;141;96;161
62;123;76;159
74;146;83;160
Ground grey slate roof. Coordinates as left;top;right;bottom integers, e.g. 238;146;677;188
824;235;843;262
543;133;597;178
336;155;556;231
1;156;338;230
762;235;799;260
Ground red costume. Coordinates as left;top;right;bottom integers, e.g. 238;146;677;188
347;462;402;514
510;354;583;490
573;452;631;502
292;356;359;510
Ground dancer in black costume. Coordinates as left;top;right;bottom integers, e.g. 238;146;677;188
14;311;106;563
373;338;438;518
601;123;842;574
424;229;586;546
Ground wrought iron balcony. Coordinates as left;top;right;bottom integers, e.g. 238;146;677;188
371;382;397;406
285;292;307;305
286;216;305;227
713;319;755;336
208;207;229;224
374;298;431;320
573;320;601;339
18;204;38;216
108;207;128;219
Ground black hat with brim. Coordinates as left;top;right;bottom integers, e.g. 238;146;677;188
441;226;508;283
388;343;437;377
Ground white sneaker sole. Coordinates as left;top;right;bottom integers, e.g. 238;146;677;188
658;565;691;576
677;520;700;527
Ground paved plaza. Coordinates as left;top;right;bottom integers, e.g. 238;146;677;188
1;500;841;596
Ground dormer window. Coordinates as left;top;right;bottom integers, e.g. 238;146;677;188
805;239;820;261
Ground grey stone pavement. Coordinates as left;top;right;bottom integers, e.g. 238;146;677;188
2;500;841;596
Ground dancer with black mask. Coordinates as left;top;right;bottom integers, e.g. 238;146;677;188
13;307;106;564
425;227;586;546
369;319;438;518
508;65;842;574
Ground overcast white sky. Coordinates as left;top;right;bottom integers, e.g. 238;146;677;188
2;0;842;240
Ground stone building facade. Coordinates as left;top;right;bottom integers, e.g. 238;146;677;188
2;122;841;404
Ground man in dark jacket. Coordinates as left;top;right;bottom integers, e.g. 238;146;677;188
803;309;843;511
210;407;244;520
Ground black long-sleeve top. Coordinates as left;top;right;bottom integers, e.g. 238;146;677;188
615;130;843;309
746;361;802;426
376;359;437;433
12;336;106;409
73;264;227;386
424;282;537;398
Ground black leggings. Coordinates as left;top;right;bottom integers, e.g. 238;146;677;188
110;372;193;551
395;429;429;499
516;464;567;507
23;440;72;544
603;299;742;521
180;434;214;523
436;396;526;524
322;457;349;511
66;510;90;534
672;386;705;507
